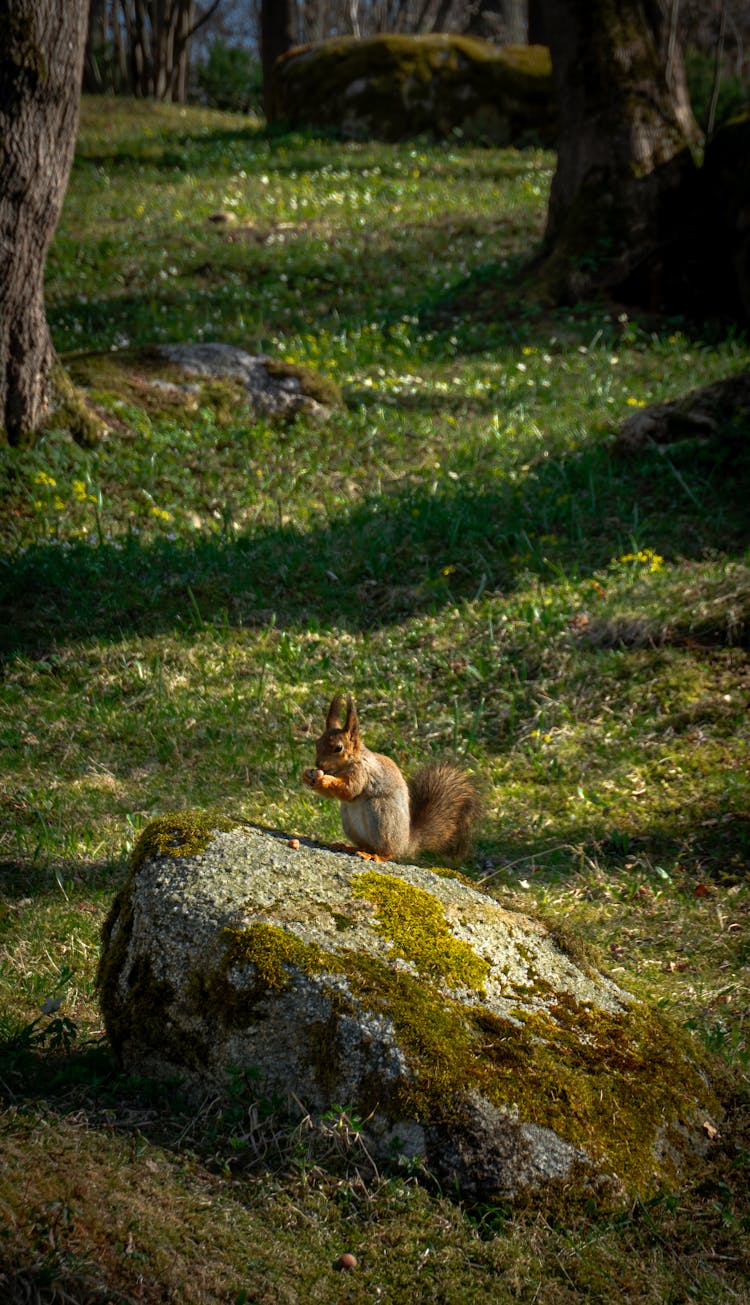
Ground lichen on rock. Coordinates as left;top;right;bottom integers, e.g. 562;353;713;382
98;816;720;1203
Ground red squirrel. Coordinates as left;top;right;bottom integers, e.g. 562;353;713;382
303;694;480;862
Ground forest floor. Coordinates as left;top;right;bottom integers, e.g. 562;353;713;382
1;97;749;1303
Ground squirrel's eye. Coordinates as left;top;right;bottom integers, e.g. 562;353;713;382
332;742;343;753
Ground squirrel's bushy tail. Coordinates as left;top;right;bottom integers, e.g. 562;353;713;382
407;761;481;859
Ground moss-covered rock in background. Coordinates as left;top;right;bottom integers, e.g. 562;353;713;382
272;35;555;147
98;814;719;1205
67;342;341;429
616;370;750;455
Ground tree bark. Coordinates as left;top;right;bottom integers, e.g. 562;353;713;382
535;0;702;304
261;0;297;121
527;0;546;44
0;0;93;446
83;0;108;91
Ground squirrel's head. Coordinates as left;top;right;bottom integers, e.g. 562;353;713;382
314;694;361;772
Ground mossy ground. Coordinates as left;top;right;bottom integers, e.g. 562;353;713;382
0;96;749;1300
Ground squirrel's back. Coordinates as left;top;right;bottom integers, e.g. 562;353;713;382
407;761;481;858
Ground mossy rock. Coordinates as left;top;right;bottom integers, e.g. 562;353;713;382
67;343;341;428
272;35;555;147
616;371;750;459
98;813;719;1204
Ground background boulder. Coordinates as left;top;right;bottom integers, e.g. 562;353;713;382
98;812;718;1204
68;343;341;431
272;35;556;147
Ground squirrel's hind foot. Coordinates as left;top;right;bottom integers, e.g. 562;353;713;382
327;841;392;863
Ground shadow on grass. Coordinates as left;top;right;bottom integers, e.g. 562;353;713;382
0;857;129;900
0;1032;215;1162
74;121;551;181
481;806;750;886
3;433;750;658
47;215;543;358
0;1036;118;1108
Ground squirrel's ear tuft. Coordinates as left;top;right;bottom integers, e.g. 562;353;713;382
326;694;346;729
344;695;359;738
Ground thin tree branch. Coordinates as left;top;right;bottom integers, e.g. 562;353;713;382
707;0;728;137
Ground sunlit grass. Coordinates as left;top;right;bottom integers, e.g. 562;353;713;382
1;96;749;1303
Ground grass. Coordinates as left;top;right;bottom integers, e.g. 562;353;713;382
0;96;749;1302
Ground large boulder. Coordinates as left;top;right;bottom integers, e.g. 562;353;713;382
156;344;340;425
271;35;556;147
98;812;719;1203
68;344;341;428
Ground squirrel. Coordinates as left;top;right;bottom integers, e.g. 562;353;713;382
302;694;480;863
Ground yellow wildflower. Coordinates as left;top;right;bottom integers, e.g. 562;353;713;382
615;548;664;572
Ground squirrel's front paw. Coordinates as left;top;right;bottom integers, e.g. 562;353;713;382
302;767;324;787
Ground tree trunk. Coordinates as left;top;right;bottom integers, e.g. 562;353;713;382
261;0;297;121
464;1;504;39
0;0;97;446
113;0;129;91
535;0;702;304
171;0;194;103
83;0;108;91
527;0;546;44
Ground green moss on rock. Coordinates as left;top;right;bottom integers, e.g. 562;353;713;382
186;898;716;1191
97;824;719;1198
223;922;327;993
130;810;236;875
273;35;555;146
66;347;342;429
67;349;248;426
338;954;717;1191
352;869;490;991
187;922;331;1029
264;359;342;409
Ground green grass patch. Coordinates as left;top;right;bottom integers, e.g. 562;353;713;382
1;97;749;1302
